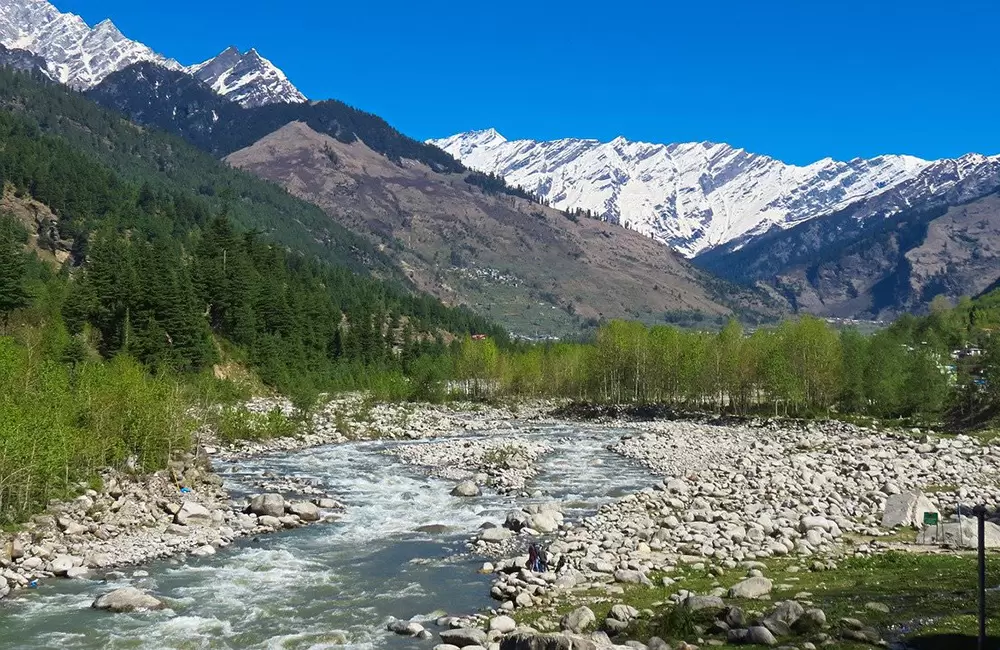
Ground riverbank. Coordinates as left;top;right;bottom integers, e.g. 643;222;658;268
469;416;1000;648
0;395;560;605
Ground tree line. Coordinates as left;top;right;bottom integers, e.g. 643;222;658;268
452;302;999;423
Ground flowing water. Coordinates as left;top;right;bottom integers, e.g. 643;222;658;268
0;423;656;650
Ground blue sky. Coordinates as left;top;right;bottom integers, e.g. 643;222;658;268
58;0;999;164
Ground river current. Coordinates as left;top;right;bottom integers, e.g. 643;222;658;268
0;423;656;650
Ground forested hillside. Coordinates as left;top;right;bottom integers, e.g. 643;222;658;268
0;64;507;398
0;65;392;276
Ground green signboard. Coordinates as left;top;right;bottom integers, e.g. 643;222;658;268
923;512;939;526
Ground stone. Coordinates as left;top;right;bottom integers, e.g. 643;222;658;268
389;620;426;636
189;545;216;558
881;492;939;529
720;606;745;629
683;595;725;611
613;569;651;586
481;528;514;543
491;616;517;634
791;608;826;634
440;628;488;647
248;494;285;518
515;592;534;608
746;626;777;646
258;515;282;529
92;587;165;612
451;481;481;497
65;566;89;579
608;604;638;622
728;576;773;599
287;502;320;522
646;637;670;650
505;511;530;532
528;513;559;533
603;618;628;634
174;501;213;526
48;554;79;576
865;602;890;614
560;607;596;634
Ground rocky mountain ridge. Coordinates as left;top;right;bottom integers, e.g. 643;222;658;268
431;129;1000;258
0;0;303;106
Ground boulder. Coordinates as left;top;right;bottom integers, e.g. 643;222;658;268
189;545;216;558
388;620;426;636
881;492;939;529
560;607;596;634
608;604;638;623
728;577;773;599
248;494;285;518
287;502;320;522
490;616;517;634
528;513;559;533
792;608;827;634
440;628;488;647
92;587;165;612
258;515;282;529
746;626;777;646
481;528;514;543
500;632;595;650
683;595;725;611
765;600;804;630
175;501;213;526
504;511;530;532
65;566;89;580
48;554;79;576
451;481;481;497
613;569;651;586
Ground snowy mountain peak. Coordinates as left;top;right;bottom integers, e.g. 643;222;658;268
428;130;1000;257
187;46;306;108
0;0;306;107
0;0;181;88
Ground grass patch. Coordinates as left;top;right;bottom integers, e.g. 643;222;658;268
514;552;1000;649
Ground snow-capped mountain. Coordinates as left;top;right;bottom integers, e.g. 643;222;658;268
0;0;305;107
189;46;306;108
0;0;182;88
430;129;1000;257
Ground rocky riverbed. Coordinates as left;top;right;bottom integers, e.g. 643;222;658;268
386;436;554;494
462;418;1000;649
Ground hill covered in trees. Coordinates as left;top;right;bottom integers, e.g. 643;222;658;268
0;64;507;399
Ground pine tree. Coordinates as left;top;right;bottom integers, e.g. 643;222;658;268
0;216;30;332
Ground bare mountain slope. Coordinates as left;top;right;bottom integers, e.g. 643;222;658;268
226;122;770;334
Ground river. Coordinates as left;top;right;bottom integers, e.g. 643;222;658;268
0;423;656;650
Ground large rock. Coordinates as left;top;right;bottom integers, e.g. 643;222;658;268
528;513;559;533
481;527;513;543
613;569;652;586
560;607;596;634
248;494;285;518
47;554;79;576
440;628;489;647
287;502;320;522
792;608;827;634
728;577;773;599
504;511;530;532
920;519;1000;548
490;616;517;633
683;595;725;611
175;501;213;526
881;492;939;529
92;587;165;612
451;481;481;497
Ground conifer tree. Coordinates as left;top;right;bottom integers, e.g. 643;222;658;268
0;215;30;332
